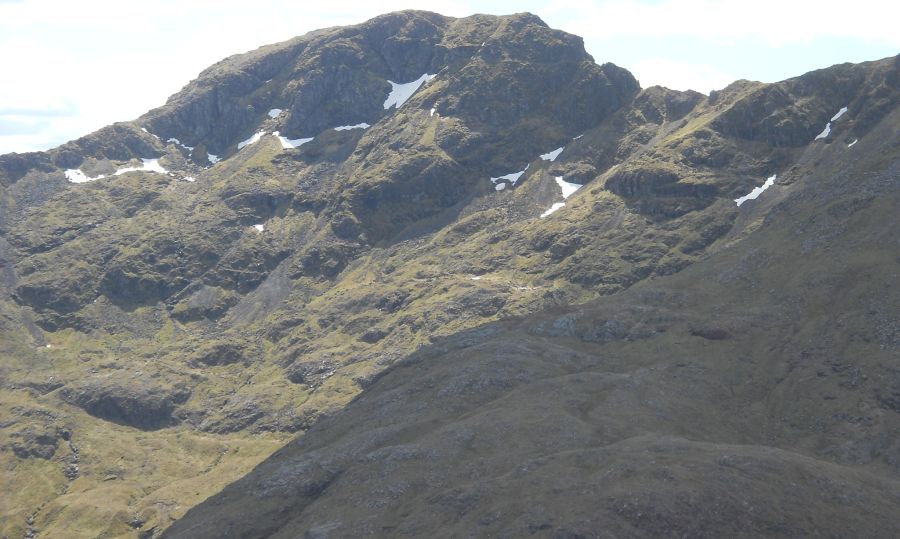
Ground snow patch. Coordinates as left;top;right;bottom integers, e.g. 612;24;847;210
65;169;104;183
495;182;507;191
115;158;167;176
167;137;194;151
814;123;831;141
540;147;564;162
184;176;196;182
430;108;436;117
383;73;436;110
555;177;582;199
273;131;313;149
267;108;283;118
334;123;370;131
238;131;265;149
540;202;566;218
207;153;220;164
470;276;482;280
490;165;528;186
735;174;776;207
573;134;584;140
831;106;848;121
253;224;265;233
848;139;858;148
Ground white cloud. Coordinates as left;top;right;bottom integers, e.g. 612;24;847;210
630;58;736;94
1;0;897;154
544;0;900;47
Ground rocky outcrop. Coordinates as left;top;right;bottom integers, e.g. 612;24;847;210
59;379;190;430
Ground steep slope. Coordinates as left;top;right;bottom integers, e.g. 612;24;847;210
1;8;898;537
166;99;900;537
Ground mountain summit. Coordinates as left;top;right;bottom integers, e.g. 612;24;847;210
1;10;899;538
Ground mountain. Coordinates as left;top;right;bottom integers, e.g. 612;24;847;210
1;9;899;538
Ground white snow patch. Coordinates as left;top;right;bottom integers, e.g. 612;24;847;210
540;202;566;218
495;182;507;191
115;158;167;176
490;165;528;186
238;131;265;149
253;224;265;233
848;139;858;148
814;123;832;141
184;176;196;182
470;276;482;280
141;128;160;139
430;108;436;117
65;169;104;183
831;106;848;121
268;108;283;118
555;177;582;199
45;344;52;348
735;174;777;207
573;134;584;140
540;147;564;162
167;137;194;151
207;153;220;164
334;123;370;131
383;73;436;110
273;131;313;149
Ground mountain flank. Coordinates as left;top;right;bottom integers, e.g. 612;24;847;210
1;9;898;538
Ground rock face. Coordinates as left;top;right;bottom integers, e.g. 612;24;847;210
1;8;900;539
59;378;191;430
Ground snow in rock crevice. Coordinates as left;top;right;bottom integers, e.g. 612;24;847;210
383;73;436;110
238;131;265;149
65;169;104;183
267;108;283;118
735;174;776;207
68;158;168;182
814;123;831;141
490;165;528;187
540;147;564;162
555;176;582;199
540;202;566;218
115;158;168;176
273;131;313;149
814;106;849;142
848;139;858;148
430;108;436;117
334;123;370;131
167;137;194;152
253;224;265;232
538;177;583;218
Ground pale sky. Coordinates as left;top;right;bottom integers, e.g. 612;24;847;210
1;0;898;155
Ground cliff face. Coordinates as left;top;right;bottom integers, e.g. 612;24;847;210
1;9;899;538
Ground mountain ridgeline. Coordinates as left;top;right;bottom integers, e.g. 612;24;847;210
1;10;899;538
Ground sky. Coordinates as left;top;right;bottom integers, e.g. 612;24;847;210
1;0;898;155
